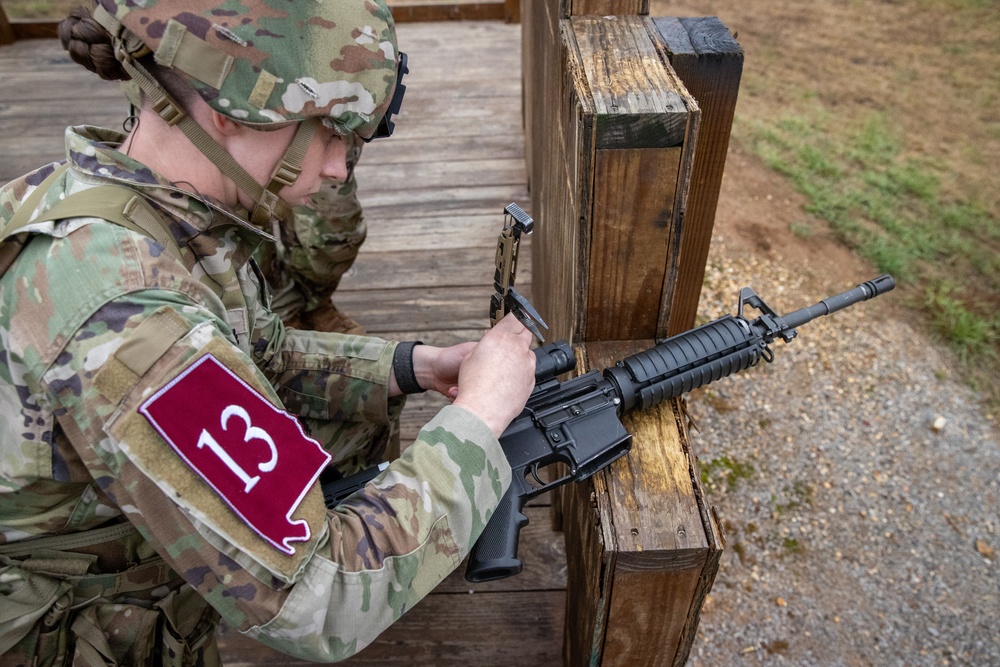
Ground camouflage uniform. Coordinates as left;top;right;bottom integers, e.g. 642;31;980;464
0;1;511;663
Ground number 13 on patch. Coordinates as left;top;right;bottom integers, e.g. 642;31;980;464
140;354;332;555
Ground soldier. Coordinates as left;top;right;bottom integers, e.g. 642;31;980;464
0;1;536;664
121;84;369;335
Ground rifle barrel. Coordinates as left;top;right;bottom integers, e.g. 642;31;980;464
780;275;895;330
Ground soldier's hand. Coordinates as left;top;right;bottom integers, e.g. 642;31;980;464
408;341;476;397
452;313;536;437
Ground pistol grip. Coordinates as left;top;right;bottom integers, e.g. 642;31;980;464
465;482;529;582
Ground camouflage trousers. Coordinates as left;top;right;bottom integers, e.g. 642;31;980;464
256;135;366;334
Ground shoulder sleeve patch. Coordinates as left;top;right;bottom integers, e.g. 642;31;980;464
139;353;332;555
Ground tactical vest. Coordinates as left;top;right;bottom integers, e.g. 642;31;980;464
0;165;223;666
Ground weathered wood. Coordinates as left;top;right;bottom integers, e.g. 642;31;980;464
651;16;743;335
504;0;521;23
0;3;15;46
389;0;507;22
567;0;647;15
217;589;564;666
521;0;648;192
529;15;697;343
561;340;721;667
0;2;508;42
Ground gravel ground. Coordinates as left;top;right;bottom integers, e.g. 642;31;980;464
683;235;999;666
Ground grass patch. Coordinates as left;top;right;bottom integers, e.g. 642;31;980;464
700;455;755;493
772;481;814;515
739;108;1000;406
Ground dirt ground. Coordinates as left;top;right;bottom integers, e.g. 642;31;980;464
644;2;999;665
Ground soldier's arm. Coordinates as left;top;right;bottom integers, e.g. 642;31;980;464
50;288;516;661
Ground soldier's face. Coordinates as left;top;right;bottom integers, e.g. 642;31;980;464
282;124;350;207
232;121;349;211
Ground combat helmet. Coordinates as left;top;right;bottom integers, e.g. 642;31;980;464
89;0;406;227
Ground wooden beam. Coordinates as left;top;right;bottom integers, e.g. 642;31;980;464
651;17;743;335
529;15;698;343
389;0;507;22
561;341;722;667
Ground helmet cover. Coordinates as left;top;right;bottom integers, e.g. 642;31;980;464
96;0;399;138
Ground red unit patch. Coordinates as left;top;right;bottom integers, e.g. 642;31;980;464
139;354;331;555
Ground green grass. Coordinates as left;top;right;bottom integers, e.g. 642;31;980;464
738;108;1000;406
700;455;756;493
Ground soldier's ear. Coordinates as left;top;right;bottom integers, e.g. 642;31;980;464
210;110;244;137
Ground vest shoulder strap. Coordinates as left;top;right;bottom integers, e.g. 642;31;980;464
1;167;183;277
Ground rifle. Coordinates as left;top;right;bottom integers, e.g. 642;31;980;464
320;275;896;579
321;204;895;583
464;273;896;582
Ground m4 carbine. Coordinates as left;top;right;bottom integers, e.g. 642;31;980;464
463;274;895;582
321;274;895;580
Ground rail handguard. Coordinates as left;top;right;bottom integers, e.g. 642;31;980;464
463;275;896;582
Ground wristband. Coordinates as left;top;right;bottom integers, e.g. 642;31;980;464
392;341;425;394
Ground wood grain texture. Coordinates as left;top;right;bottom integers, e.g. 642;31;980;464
651;16;743;336
559;340;719;667
530;15;696;344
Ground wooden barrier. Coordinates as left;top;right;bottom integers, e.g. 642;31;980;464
562;341;723;666
524;8;743;338
520;4;741;665
653;17;743;334
0;3;16;45
528;14;698;343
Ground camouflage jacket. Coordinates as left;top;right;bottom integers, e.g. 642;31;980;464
0;126;511;662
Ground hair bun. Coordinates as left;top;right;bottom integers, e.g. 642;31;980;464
58;6;130;82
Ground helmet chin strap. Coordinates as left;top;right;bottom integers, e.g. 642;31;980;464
100;10;315;231
251;118;318;227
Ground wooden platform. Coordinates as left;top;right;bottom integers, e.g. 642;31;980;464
0;21;566;666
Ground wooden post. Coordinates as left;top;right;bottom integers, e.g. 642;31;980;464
562;341;723;666
519;7;743;666
652;17;743;335
530;14;698;343
521;0;647;206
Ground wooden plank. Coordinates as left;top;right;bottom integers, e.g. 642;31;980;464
560;340;720;667
357;134;524;165
336;286;500;333
344;246;530;291
571;17;688;150
520;0;648;194
504;0;521;23
216;589;565;666
568;0;647;15
585;147;679;340
389;0;507;22
530;15;696;344
651;16;743;335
